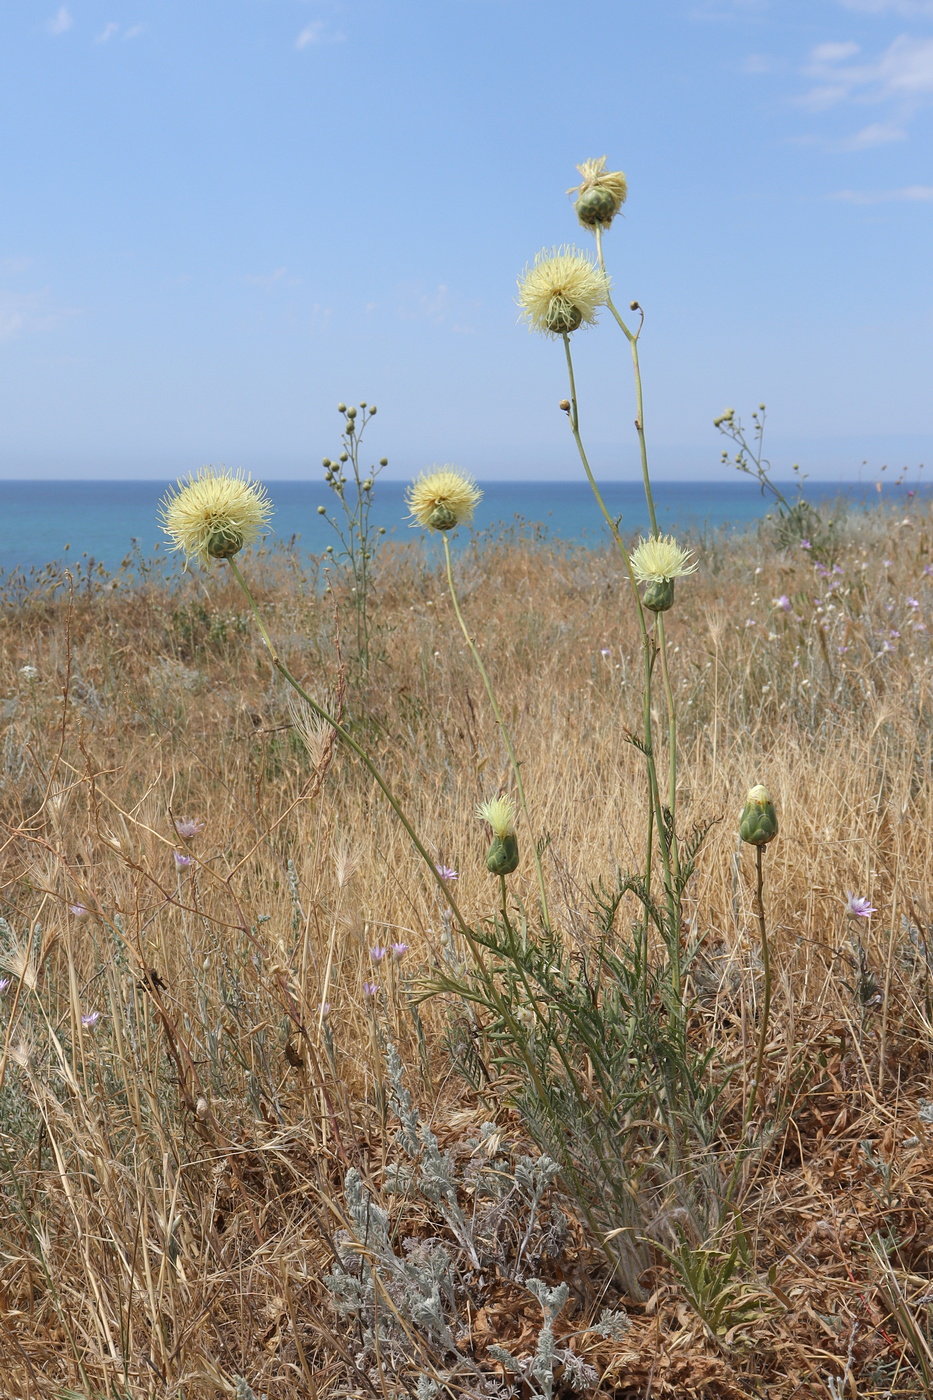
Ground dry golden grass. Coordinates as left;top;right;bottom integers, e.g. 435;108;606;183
1;505;933;1398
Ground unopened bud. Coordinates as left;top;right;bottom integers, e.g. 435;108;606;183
346;406;357;419
559;399;571;412
339;452;348;462
337;402;346;412
629;300;639;311
206;527;244;560
485;833;519;877
739;785;778;846
369;405;377;414
322;457;331;467
379;456;388;466
317;505;326;515
642;578;674;612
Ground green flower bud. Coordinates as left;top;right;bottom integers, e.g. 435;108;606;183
337;403;346;413
317;505;326;515
642;577;675;612
379;457;388;466
206;526;244;560
485;832;519;876
346;406;357;419
740;784;778;846
575;184;619;228
546;301;583;335
428;503;458;530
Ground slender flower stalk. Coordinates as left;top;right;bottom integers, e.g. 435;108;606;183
443;533;550;925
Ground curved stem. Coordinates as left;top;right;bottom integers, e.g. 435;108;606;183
442;534;550;929
227;557;472;938
595;226;658;537
562;333;675;923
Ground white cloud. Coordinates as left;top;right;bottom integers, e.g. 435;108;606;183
743;52;776;74
795;32;933;146
295;20;344;49
837;118;908;144
45;7;73;36
0;289;78;343
123;25;144;41
95;22;119;44
836;1;933;16
831;183;933;199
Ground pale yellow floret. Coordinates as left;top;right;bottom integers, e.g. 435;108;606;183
160;468;273;567
516;246;609;338
406;468;483;531
746;784;771;804
475;795;517;840
629;535;698;584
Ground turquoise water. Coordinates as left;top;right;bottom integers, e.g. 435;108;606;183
0;478;924;576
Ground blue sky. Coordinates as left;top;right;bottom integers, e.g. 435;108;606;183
1;0;931;481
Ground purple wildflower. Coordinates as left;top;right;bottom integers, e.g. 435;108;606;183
435;864;458;882
800;539;811;550
883;560;893;568
174;851;193;869
369;945;388;963
845;892;876;919
837;645;849;655
174;818;204;840
69;903;89;919
318;1001;331;1020
390;942;409;960
362;981;379;998
924;564;933;577
600;647;611;658
81;1011;102;1030
907;597;920;608
775;595;791;612
0;978;10;995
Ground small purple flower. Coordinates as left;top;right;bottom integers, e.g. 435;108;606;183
924;564;933;577
815;562;829;578
600;647;611;658
369;945;388;963
174;818;204;840
883;560;893;569
745;618;756;628
845;892;876;919
318;1001;331;1020
800;539;811;550
0;977;11;996
174;851;193;869
362;981;379;998
832;564;844;575
435;864;458;882
81;1011;102;1030
890;629;900;639
390;942;409;960
837;645;849;655
69;903;89;920
907;597;920;608
908;490;916;498
775;595;791;612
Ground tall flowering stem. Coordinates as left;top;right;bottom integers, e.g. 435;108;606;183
561;335;678;979
443;535;550;929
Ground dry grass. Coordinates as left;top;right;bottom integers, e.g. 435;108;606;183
1;503;933;1399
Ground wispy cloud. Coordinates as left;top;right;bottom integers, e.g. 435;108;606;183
796;33;933;142
831;182;933;200
0;289;79;343
244;267;301;290
95;22;119;44
835;1;933;16
123;24;144;41
45;7;73;37
295;20;344;49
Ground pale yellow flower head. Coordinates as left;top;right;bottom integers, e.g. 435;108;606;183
406;468;482;532
746;784;771;804
517;246;609;338
476;795;517;840
629;534;698;584
160;468;273;567
569;156;628;230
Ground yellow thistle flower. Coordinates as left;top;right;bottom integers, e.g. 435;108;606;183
629;535;698;584
406;468;482;532
569;156;628;230
160;468;273;567
476;794;517;839
517;246;609;338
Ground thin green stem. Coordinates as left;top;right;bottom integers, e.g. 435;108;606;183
595;225;658;537
442;533;550;930
752;844;771;1119
227;557;469;936
562;333;675;928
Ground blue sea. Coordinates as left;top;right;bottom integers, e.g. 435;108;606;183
0;478;924;577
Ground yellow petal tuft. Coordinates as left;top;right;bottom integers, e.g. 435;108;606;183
629;534;698;584
406;468;482;532
516;246;609;338
476;794;518;840
159;468;273;567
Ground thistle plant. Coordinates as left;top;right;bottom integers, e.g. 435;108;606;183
318;400;387;674
406;468;551;926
